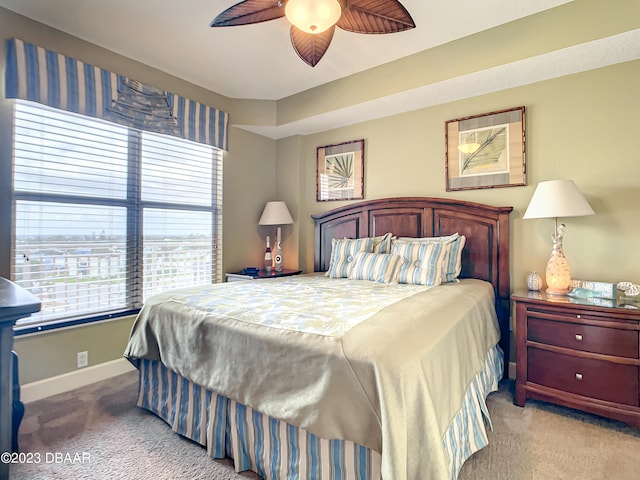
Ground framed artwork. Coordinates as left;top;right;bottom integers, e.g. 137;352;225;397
445;106;526;191
316;139;364;201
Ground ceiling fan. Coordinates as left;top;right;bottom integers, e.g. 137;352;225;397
211;0;416;67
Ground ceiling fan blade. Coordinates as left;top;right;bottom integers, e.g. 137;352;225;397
211;0;286;27
290;25;335;67
337;0;415;34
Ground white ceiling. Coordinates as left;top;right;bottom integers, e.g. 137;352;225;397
0;0;576;101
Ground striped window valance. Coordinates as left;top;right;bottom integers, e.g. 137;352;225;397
5;38;229;150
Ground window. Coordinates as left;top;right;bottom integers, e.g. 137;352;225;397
12;100;223;331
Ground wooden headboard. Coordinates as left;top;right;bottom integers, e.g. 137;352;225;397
312;197;513;362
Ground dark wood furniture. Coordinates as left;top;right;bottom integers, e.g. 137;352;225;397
513;290;640;429
225;268;302;282
312;196;513;365
0;278;41;476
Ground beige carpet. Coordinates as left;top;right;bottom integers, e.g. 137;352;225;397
10;371;639;479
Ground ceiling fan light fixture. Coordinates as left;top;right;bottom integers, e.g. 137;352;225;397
285;0;342;34
211;0;415;67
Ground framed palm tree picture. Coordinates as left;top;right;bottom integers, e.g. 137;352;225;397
445;106;526;191
316;139;364;201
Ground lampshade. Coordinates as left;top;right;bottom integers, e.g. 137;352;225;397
285;0;342;34
259;201;294;226
523;180;594;220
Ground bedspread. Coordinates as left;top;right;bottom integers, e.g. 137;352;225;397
124;275;500;480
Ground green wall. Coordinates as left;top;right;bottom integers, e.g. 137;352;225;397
1;0;639;383
14;317;136;382
278;61;640;291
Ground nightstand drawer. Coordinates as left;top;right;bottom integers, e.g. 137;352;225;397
528;348;639;406
528;318;639;358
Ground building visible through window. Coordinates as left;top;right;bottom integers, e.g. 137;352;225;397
12;100;223;330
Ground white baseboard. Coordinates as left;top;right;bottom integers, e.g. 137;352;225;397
21;358;136;404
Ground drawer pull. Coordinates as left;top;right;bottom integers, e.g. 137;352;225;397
575;334;583;341
576;314;581;319
575;373;583;381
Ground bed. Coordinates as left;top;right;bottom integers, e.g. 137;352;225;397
125;196;513;480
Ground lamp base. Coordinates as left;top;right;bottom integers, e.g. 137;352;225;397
545;224;571;297
545;286;570;296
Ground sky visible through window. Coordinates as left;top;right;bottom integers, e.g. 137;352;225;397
12;100;220;326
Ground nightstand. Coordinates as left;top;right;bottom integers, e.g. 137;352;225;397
225;268;302;282
512;290;640;429
0;278;40;477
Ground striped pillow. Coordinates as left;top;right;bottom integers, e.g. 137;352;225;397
443;234;465;282
390;241;446;286
371;232;395;254
349;252;403;283
397;233;466;283
327;237;373;278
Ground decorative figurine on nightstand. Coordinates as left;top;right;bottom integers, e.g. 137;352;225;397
263;236;272;273
526;271;543;291
618;281;640;297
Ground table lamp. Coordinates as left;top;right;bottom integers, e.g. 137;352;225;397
258;201;294;272
523;179;594;295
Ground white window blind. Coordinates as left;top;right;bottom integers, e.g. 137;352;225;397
12;100;223;330
140;132;221;299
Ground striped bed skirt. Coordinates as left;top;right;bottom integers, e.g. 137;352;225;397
136;344;503;480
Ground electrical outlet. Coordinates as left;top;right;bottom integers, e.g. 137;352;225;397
77;351;89;368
